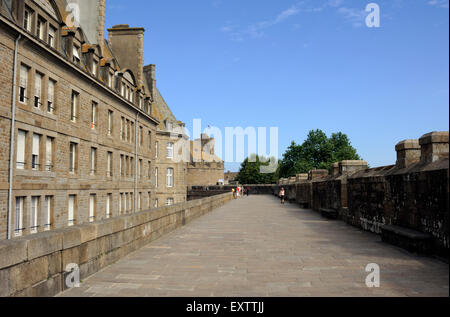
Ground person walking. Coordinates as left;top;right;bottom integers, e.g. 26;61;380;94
232;188;236;199
279;188;286;204
246;186;250;196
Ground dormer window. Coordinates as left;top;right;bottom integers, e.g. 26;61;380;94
24;8;32;32
108;71;113;88
167;122;173;131
48;26;56;48
73;45;80;64
92;60;98;77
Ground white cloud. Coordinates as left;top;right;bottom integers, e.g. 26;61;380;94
337;7;367;28
428;0;449;8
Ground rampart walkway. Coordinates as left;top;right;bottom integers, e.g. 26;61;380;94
59;196;449;297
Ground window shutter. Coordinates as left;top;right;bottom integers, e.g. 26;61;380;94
35;73;42;98
46;137;52;167
32;134;40;156
20;65;28;88
68;196;75;224
73;46;80;59
17;130;26;168
48;80;54;103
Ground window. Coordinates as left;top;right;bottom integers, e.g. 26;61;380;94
138;193;142;211
73;45;80;64
120;155;124;177
148;192;151;208
37;17;45;41
166;142;174;159
148;161;151;179
167;122;173;131
45;137;53;171
107;152;112;177
47;79;55;113
90;147;97;175
138;159;143;179
69;142;77;173
130;157;134;177
155;141;159;158
106;194;112;219
89;194;96;222
139;97;143;109
44;196;52;231
121;82;125;97
119;193;123;214
24;8;32;32
120;117;124;140
71;91;78;122
68;195;76;226
48;25;56;48
92;60;98;77
30;196;39;234
15;197;24;236
16;130;26;169
148;131;152;149
167;198;174;206
130;122;134;143
108;72;113;88
32;134;41;171
124;193;128;213
91;102;97;129
34;72;43;108
139;127;143;146
19;65;29;103
125;119;129;141
155;167;158;188
166;168;174;188
108;110;113;135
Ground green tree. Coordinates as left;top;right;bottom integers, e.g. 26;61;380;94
278;130;361;179
237;154;278;185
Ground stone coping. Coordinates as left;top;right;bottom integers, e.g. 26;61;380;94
0;193;233;271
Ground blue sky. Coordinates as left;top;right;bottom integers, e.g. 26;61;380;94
106;0;449;172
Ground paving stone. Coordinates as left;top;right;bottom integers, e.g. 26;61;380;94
58;196;449;297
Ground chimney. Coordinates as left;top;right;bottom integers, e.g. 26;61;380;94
419;132;449;164
339;160;368;175
395;140;421;169
76;0;106;52
107;24;145;86
143;64;157;101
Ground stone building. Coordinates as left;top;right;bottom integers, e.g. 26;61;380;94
0;0;223;240
187;134;224;186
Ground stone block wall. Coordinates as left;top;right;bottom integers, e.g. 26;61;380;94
0;192;233;297
270;131;449;257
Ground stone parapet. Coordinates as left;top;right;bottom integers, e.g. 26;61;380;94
0;193;233;297
419;131;449;164
396;139;421;169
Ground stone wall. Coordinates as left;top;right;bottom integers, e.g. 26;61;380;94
272;132;449;257
0;192;233;297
